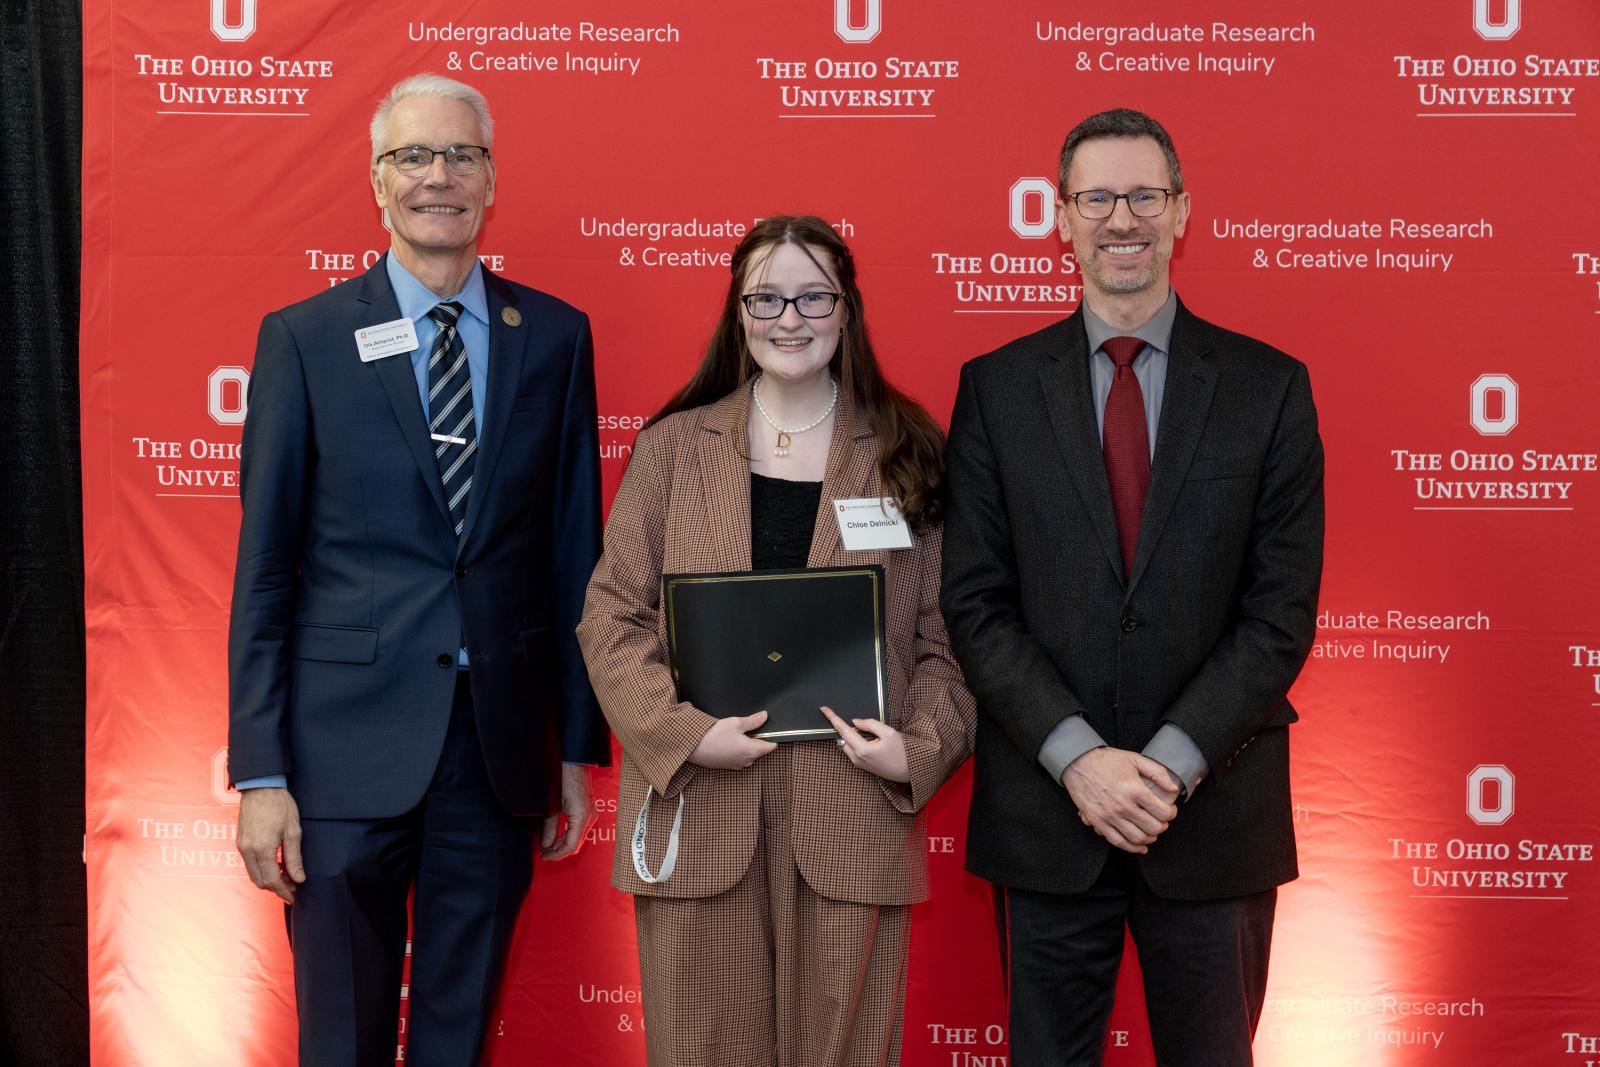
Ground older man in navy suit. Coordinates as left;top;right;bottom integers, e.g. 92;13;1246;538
228;73;607;1065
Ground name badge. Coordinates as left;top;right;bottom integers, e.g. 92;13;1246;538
354;317;419;362
833;497;915;551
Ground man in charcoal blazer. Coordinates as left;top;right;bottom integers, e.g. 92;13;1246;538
228;74;606;1065
941;109;1324;1065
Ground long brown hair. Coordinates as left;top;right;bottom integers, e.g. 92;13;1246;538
650;215;946;528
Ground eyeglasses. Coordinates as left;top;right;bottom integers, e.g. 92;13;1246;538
376;145;491;176
1065;188;1173;219
740;292;841;319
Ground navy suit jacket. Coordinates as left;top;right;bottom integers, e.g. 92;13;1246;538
941;300;1324;900
228;257;608;819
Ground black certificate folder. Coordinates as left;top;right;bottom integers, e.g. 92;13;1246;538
663;565;887;742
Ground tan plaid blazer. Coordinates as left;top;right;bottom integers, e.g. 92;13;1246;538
577;387;975;903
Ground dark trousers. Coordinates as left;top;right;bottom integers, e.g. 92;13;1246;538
288;674;534;1067
997;851;1276;1067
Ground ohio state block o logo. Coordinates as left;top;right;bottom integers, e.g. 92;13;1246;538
1469;373;1517;436
1473;0;1520;41
834;0;882;43
210;0;257;42
208;366;250;426
1009;178;1057;239
212;748;240;806
1467;764;1514;825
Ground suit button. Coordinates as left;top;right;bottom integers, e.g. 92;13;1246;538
1121;616;1138;633
454;565;466;578
437;653;453;668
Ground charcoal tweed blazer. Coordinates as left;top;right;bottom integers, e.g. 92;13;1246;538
578;387;975;903
941;300;1324;901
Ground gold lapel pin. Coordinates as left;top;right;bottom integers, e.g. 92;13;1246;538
501;307;523;327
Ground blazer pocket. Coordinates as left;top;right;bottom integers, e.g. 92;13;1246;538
519;625;555;662
1262;700;1300;727
510;390;560;415
1185;457;1255;482
290;623;378;664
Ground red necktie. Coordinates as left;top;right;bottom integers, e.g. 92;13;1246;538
1100;336;1149;576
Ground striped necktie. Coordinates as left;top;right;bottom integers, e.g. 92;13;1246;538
426;302;477;538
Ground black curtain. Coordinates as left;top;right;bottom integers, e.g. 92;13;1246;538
1;0;89;1062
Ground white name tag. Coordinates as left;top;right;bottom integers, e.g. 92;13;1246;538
354;317;419;362
833;497;915;550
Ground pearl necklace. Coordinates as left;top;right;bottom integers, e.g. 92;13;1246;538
751;374;838;457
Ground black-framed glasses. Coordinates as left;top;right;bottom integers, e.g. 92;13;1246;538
1065;187;1173;219
376;145;491;176
740;292;841;319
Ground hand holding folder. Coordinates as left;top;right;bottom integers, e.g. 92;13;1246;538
687;710;778;769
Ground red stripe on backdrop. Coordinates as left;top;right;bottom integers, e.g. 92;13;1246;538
82;0;1600;1063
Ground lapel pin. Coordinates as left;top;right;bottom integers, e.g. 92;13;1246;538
501;307;523;327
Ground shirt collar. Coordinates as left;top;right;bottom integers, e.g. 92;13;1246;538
1083;288;1178;358
384;253;489;332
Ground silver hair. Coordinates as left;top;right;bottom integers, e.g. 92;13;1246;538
369;73;495;164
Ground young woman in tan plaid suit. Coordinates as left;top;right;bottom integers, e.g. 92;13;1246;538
578;216;975;1066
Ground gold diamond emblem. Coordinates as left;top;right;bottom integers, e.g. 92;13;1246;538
767;651;783;662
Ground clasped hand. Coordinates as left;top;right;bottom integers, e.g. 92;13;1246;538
1063;747;1180;855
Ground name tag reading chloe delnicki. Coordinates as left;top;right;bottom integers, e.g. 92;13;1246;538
832;497;914;551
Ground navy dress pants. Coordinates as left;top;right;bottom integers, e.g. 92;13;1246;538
288;674;534;1066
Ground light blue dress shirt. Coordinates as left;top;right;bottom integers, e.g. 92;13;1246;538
386;254;490;436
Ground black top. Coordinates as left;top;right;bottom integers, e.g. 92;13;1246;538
750;471;823;570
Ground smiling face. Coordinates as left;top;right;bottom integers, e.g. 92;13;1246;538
740;241;844;388
1057;135;1190;308
371;94;495;272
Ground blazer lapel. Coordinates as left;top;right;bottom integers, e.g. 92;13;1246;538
359;259;452;527
458;267;525;549
1128;302;1216;593
809;396;876;568
697;389;755;571
1039;313;1126;583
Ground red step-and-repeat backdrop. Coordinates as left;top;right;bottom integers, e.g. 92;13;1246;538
81;1;1600;1063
